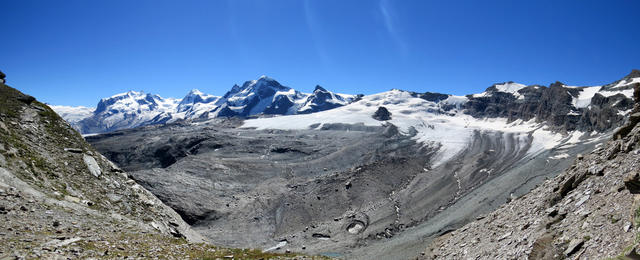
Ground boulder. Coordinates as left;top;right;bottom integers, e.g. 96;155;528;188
564;238;584;256
64;148;83;153
82;154;102;177
626;246;640;260
624;172;640;194
17;94;35;105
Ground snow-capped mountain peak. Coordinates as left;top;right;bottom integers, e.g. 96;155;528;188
75;90;180;133
492;82;527;94
298;85;355;114
54;76;357;134
472;81;528;99
213;76;354;117
175;89;221;119
237;76;289;96
48;105;95;124
178;89;220;111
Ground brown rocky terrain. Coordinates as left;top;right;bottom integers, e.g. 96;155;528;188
422;83;640;259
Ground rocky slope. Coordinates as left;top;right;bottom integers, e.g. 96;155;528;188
58;76;356;134
0;74;315;259
422;83;640;259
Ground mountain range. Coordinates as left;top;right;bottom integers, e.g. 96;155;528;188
54;71;640;136
52;76;357;134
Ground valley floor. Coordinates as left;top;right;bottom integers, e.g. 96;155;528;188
88;119;604;260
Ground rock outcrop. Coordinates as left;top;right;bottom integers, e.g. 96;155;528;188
422;83;640;259
372;106;392;121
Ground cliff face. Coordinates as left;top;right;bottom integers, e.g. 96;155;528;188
462;71;638;133
423;83;640;259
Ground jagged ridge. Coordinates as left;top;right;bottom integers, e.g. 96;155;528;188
59;76;356;134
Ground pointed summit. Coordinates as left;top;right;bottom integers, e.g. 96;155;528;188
231;76;290;99
177;89;220;113
186;89;204;95
298;85;356;114
313;85;328;93
126;90;145;96
626;69;640;79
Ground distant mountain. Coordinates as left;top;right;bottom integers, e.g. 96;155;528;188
48;105;95;124
54;72;639;135
212;76;356;117
176;89;221;119
55;76;357;134
298;85;359;114
73;91;180;134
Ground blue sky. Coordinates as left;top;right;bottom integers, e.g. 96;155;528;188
1;0;639;107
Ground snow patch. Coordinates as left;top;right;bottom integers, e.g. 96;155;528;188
549;153;570;160
264;241;287;252
572;86;602;108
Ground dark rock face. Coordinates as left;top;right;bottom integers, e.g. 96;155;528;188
372;106;392;121
263;95;295;115
580;93;633;131
462;79;635;132
216;106;238;117
411;92;450;103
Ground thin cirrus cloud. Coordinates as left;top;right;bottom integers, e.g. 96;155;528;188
378;0;408;57
303;0;331;67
